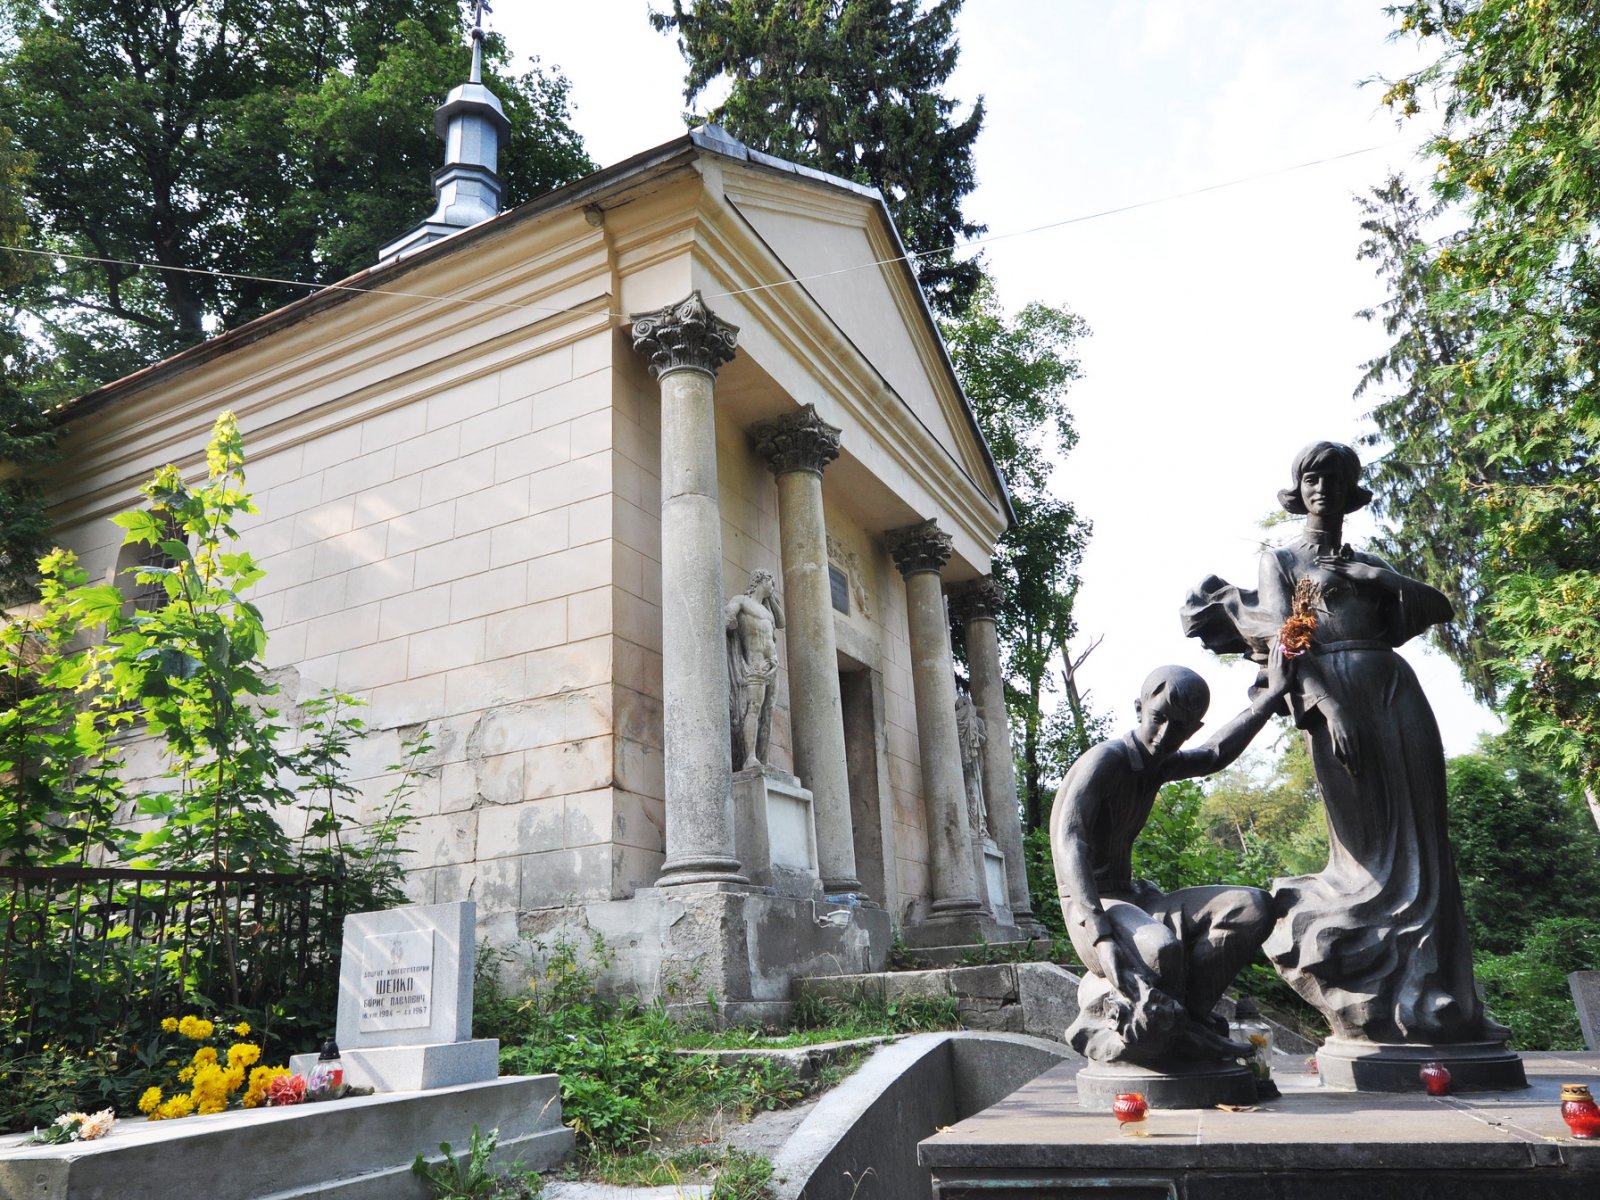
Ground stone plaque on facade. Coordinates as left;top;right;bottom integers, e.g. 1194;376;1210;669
358;928;435;1033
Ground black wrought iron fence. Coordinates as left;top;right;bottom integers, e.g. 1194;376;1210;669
0;866;341;1056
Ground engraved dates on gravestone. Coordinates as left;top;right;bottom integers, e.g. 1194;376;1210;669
359;928;435;1033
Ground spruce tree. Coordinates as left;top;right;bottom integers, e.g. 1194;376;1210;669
651;0;985;315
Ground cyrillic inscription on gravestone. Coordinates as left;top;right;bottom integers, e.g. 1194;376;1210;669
359;928;435;1033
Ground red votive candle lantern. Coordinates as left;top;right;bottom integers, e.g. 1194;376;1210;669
1562;1084;1600;1139
1112;1092;1148;1126
1419;1062;1451;1096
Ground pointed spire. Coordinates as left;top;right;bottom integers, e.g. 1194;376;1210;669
377;0;512;264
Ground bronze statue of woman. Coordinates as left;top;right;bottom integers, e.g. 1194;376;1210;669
1181;442;1508;1056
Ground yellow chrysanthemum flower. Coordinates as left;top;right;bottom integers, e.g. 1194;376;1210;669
177;1066;196;1083
232;1021;251;1037
191;1046;218;1067
161;1017;179;1033
138;1087;163;1115
155;1094;194;1120
196;1096;227;1115
177;1015;200;1038
226;1042;260;1070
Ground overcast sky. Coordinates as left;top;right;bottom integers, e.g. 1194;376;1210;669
492;1;1497;756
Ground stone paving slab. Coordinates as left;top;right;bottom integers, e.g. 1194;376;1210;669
919;1052;1600;1176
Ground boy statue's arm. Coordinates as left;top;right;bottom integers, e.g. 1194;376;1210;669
1160;646;1296;784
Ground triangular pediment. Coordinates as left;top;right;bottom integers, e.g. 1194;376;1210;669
721;177;1004;515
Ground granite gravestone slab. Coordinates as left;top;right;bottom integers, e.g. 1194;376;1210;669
1572;971;1600;1051
291;900;497;1091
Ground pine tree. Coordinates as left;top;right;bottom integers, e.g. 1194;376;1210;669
651;0;985;315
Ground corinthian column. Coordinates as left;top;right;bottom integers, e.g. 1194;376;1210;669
751;406;862;895
889;520;982;917
952;576;1039;932
630;292;746;886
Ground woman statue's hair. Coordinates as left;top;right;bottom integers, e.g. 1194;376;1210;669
1277;440;1373;515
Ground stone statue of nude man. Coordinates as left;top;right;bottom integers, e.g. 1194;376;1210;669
725;569;785;771
1051;654;1292;1065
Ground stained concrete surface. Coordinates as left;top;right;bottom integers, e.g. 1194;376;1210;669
920;1051;1600;1199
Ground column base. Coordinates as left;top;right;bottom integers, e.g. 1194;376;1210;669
657;855;751;888
1010;912;1050;939
900;910;1026;949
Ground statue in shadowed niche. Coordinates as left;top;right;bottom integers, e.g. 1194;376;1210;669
726;570;785;771
1051;659;1292;1066
1182;441;1510;1050
954;687;989;839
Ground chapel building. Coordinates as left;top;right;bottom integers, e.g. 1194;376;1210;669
36;40;1037;1011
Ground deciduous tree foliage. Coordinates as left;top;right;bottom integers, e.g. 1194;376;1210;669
0;0;593;391
0;123;55;606
1446;734;1600;956
650;0;985;315
943;279;1096;829
1367;1;1600;792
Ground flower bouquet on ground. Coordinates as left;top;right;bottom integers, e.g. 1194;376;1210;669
136;1012;291;1120
28;1108;115;1145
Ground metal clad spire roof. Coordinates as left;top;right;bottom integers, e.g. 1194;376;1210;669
377;0;510;264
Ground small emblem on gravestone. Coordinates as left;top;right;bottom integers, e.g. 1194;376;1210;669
358;928;435;1033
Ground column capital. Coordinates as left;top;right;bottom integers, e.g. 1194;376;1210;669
750;404;842;478
888;519;953;578
950;575;1005;624
630;290;739;380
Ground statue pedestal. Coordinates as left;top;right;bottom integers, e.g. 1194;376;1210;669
1316;1038;1527;1092
732;765;820;898
977;838;1010;924
1075;1058;1257;1110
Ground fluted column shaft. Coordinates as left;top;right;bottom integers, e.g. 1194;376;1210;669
954;577;1038;928
890;521;982;917
752;407;862;894
631;292;746;886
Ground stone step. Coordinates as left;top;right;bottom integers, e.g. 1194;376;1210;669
0;1075;572;1200
796;961;1083;1041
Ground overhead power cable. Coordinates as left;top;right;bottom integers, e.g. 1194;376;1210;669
0;140;1408;321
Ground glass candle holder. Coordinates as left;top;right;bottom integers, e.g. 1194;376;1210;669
1561;1084;1600;1139
1112;1092;1148;1125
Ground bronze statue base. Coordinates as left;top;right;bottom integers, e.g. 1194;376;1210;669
1076;1058;1258;1110
1316;1038;1527;1092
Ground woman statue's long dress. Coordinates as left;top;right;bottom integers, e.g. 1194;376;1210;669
1181;442;1503;1047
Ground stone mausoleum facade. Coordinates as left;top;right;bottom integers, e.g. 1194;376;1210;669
39;117;1038;1014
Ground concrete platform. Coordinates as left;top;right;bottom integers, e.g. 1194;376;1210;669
0;1075;572;1200
919;1052;1600;1199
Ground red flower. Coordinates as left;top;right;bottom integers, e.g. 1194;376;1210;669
265;1074;307;1106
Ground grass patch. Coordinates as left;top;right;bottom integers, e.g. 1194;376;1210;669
475;934;968;1196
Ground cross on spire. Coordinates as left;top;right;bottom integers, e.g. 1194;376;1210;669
469;0;492;84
